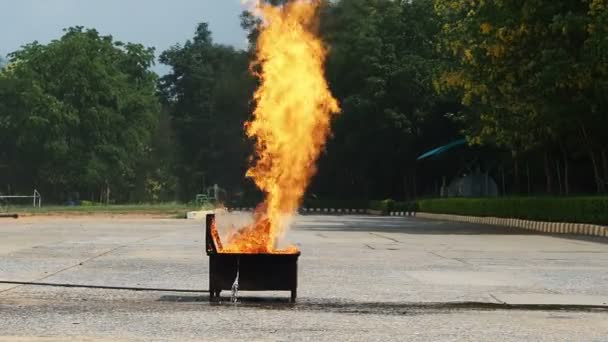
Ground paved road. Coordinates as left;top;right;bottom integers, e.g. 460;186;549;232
1;215;607;341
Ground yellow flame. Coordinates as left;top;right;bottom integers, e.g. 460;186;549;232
222;0;339;254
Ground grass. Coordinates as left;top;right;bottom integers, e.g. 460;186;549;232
2;202;213;218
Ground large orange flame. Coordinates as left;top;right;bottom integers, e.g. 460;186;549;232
221;0;339;254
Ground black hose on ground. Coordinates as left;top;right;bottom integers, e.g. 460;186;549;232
0;280;209;293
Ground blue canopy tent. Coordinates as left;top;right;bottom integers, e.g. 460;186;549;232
417;139;467;161
416;139;499;197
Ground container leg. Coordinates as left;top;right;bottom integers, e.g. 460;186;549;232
290;290;297;303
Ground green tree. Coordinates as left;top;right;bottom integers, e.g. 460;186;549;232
159;23;255;201
310;0;459;199
0;27;160;201
130;109;179;202
239;0;299;49
585;0;608;192
435;0;608;194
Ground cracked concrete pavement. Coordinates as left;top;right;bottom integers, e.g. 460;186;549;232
1;214;607;341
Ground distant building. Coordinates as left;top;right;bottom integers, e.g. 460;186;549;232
443;169;499;198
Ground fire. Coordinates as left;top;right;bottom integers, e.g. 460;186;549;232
223;0;339;254
216;209;298;254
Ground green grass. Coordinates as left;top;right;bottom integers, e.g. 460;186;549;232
3;202;213;217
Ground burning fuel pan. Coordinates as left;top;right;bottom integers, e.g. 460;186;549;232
205;214;300;303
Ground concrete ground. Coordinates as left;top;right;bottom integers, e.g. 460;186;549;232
1;214;607;341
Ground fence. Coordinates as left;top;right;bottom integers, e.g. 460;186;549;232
0;189;42;208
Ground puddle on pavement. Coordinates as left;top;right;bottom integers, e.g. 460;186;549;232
158;295;418;315
156;295;608;316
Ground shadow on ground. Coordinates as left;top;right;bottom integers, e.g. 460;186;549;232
294;216;608;244
294;216;533;235
157;295;608;315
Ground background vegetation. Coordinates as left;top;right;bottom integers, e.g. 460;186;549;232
417;197;608;225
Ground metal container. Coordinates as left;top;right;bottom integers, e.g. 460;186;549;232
205;214;299;302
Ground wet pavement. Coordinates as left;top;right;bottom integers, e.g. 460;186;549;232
1;215;607;341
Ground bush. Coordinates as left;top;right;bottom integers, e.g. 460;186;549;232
368;199;394;214
369;199;418;214
392;201;418;212
80;201;100;207
417;197;608;225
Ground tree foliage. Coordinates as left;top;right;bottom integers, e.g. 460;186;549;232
0;27;160;201
2;0;607;203
435;0;608;193
159;23;255;200
309;0;460;199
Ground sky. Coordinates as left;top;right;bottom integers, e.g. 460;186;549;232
0;0;249;73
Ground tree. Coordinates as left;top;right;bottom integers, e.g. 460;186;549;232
435;0;608;193
584;0;608;192
130;109;179;202
239;0;296;49
0;27;160;201
309;0;460;200
159;23;255;201
239;0;462;200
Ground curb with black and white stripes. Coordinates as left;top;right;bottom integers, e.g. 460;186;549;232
299;208;367;214
210;209;608;238
227;208;368;215
227;208;256;212
389;211;417;217
415;212;608;238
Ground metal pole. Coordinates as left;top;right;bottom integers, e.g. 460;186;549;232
34;190;41;208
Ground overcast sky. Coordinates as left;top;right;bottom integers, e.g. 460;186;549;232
0;0;248;73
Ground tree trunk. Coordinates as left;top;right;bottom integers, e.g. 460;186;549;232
580;123;604;193
412;168;418;199
501;165;506;196
513;157;520;195
526;161;531;195
559;143;570;195
105;181;110;205
544;153;553;194
564;157;570;195
592;152;603;193
602;150;608;191
556;159;562;195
